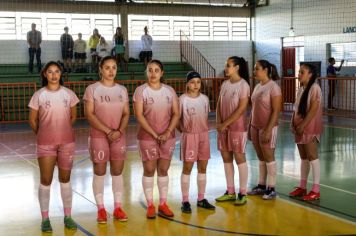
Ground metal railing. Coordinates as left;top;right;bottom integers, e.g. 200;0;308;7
180;30;216;78
3;76;356;123
0;82;37;123
279;77;356;119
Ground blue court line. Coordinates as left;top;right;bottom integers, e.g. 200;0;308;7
139;200;277;236
76;222;95;236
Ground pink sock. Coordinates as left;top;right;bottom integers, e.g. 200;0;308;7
266;161;277;188
299;159;310;189
60;182;72;216
158;176;169;206
237;162;248;195
112;175;123;209
310;159;320;193
41;211;49;219
258;161;267;185
223;163;235;194
181;174;190;202
38;184;51;219
197;173;206;201
312;184;320;193
142;176;154;206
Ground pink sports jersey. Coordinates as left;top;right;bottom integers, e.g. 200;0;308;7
251;80;281;129
83;82;129;138
292;83;323;135
28;86;79;145
179;93;209;133
133;83;178;141
219;79;250;132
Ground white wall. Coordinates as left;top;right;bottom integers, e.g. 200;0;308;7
127;40;252;76
255;0;356;76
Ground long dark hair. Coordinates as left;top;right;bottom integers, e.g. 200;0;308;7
41;61;63;87
228;56;249;84
147;59;164;83
298;63;318;118
257;60;279;81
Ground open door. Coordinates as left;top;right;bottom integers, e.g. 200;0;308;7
282;47;296;103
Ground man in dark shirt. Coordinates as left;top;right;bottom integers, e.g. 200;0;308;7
326;57;344;110
60;27;74;73
27;23;42;73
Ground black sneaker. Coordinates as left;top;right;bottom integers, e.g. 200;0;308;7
181;202;192;213
197;199;215;210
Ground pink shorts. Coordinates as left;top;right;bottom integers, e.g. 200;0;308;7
250;125;278;149
180;132;210;162
37;142;75;170
217;130;247;154
138;138;176;161
88;137;126;163
295;134;321;144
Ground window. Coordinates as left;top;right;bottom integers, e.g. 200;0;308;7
213;21;228;39
128;15;250;41
0;16;16;35
0;11;118;41
330;42;356;66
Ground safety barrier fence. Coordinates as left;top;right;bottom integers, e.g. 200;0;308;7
2;77;356;123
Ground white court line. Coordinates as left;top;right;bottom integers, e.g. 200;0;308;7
0;142;97;207
277;197;356;226
2;141;356;226
249;164;356;196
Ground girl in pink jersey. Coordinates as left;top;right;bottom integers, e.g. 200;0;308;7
29;61;79;233
289;63;323;201
178;71;215;213
247;60;282;200
133;60;180;219
84;56;130;223
215;56;250;206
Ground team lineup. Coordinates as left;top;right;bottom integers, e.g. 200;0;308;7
28;56;323;233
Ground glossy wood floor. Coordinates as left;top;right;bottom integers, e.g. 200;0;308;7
1;118;356;236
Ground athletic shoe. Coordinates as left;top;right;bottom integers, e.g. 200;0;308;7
262;188;277;200
41;218;53;233
158;203;174;217
234;193;247;206
302;191;320;201
181;202;192;213
64;216;77;230
215;191;236;202
289;187;307;198
247;185;266;195
97;208;107;224
197;199;215;210
146;204;156;219
113;207;128;222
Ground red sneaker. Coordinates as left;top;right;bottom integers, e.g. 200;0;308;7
113;207;128;222
97;208;107;224
158;203;174;217
146;205;156;219
302;191;320;201
289;187;307;197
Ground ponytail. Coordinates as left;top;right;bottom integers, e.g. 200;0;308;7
258;60;279;81
297;63;318;118
228;56;250;85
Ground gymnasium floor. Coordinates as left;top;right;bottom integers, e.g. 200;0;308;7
0;117;356;236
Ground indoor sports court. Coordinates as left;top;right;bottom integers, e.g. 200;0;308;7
1;0;356;235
